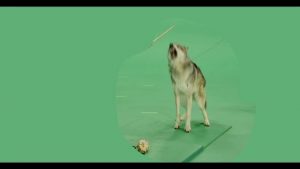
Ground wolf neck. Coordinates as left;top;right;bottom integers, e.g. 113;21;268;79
171;57;191;73
169;58;194;89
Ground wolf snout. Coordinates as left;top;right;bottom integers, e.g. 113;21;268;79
169;43;174;48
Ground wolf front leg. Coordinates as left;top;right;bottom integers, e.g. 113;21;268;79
185;95;193;133
197;86;210;127
174;91;181;129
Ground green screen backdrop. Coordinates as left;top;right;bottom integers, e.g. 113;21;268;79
0;7;299;162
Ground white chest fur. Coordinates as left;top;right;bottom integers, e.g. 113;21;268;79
172;69;194;94
170;58;195;94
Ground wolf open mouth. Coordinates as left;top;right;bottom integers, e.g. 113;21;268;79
169;43;177;59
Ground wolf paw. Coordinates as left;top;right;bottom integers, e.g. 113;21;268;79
185;125;191;133
204;119;210;127
174;124;180;129
174;121;181;129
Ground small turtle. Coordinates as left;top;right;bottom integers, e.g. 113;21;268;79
133;139;149;155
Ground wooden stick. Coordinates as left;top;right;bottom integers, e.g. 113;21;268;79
150;24;175;47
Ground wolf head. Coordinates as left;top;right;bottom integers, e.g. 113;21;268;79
168;43;189;61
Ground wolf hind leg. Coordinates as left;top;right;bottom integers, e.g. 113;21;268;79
196;86;210;127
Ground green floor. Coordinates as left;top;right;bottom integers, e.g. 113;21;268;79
116;22;255;162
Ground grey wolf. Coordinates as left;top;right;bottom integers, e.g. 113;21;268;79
168;43;210;133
